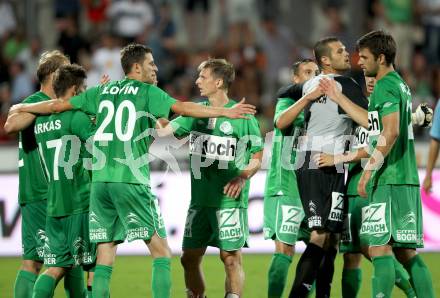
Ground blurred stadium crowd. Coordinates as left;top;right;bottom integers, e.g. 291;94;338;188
0;0;439;142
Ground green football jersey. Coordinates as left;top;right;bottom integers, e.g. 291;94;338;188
18;91;50;205
171;100;263;208
368;71;419;186
264;98;303;198
34;110;94;217
70;78;177;185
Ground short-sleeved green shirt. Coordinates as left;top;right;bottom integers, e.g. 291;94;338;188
34;110;94;217
368;71;419;187
18;91;50;205
70;78;177;185
171;100;263;208
264;98;304;198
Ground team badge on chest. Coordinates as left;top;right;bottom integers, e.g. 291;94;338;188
220;121;233;135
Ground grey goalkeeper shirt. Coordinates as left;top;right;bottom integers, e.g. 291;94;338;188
299;74;368;154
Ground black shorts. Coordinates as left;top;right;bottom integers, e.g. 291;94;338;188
295;151;346;233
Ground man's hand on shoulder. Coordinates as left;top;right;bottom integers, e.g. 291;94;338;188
319;77;342;103
304;85;324;102
224;98;256;119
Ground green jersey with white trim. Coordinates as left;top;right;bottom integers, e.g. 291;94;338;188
264;98;303;198
368;71;419;186
171;100;263;208
18;91;50;205
69;79;177;185
34;110;94;217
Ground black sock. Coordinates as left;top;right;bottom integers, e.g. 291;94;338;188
316;246;337;298
289;243;325;298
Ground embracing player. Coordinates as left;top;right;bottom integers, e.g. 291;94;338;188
12;44;256;298
317;30;435;298
3;51;92;298
158;58;263;298
263;58;319;298
32;64;96;297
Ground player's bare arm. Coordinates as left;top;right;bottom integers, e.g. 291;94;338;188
315;102;432;168
276;86;323;130
319;77;368;128
313;148;369;168
423;139;440;192
12;99;73;115
4;111;37;134
171;98;256;119
224;150;263;199
358;111;399;197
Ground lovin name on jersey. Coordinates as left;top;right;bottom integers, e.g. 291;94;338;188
101;85;139;95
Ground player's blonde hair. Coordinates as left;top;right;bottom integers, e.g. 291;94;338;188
198;58;235;90
37;50;70;84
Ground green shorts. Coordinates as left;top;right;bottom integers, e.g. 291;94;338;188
21;200;47;261
44;212;96;268
263;195;305;245
89;182;166;243
183;207;249;251
340;195;369;253
360;185;424;248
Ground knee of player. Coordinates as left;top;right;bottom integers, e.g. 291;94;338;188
343;253;362;269
162;247;172;258
46;267;67;281
369;245;393;258
21;260;43;274
180;252;201;268
275;241;295;256
393;247;416;264
220;252;241;269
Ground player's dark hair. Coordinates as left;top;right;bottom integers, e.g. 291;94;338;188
313;37;340;68
120;43;153;75
198;58;235;90
53;64;87;98
37;50;70;85
291;58;316;75
356;30;396;66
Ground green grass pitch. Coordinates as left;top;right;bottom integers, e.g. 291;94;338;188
1;253;439;297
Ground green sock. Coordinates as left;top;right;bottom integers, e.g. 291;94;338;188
372;256;395;298
404;255;435;298
267;253;292;298
393;258;416;298
92;265;112;298
14;270;38;298
152;257;171;298
64;266;86;298
32;274;56;298
341;268;362;298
